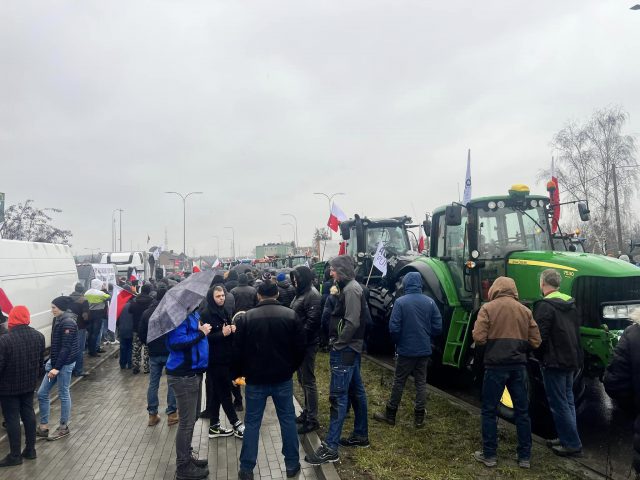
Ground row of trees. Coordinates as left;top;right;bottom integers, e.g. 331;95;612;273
0;199;72;244
546;106;638;255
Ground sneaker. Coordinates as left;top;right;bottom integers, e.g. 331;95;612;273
518;458;531;469
339;435;370;448
208;424;234;438
304;442;339;465
473;451;497;467
21;449;36;460
0;454;22;467
297;420;320;435
233;421;245;439
552;445;583;457
295;412;307;424
35;426;49;438
112;340;120;345
47;425;70;441
176;461;209;480
238;470;254;480
546;437;561;447
286;463;301;478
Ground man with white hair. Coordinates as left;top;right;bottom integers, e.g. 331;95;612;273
533;269;583;457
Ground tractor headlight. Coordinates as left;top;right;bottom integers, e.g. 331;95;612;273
602;304;640;319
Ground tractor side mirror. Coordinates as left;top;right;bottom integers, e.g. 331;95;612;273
339;223;351;240
578;202;590;222
422;219;432;237
445;205;462;226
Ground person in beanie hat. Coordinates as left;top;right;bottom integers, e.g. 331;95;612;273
0;306;46;467
69;282;90;377
233;277;306;480
36;296;79;441
276;272;295;308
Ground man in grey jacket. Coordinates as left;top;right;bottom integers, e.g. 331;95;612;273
305;255;369;465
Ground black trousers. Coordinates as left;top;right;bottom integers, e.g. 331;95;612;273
0;392;36;457
87;314;103;355
206;365;238;426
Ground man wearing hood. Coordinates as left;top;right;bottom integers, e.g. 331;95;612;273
373;272;442;429
289;265;322;434
472;277;541;469
84;279;110;357
69;282;90;377
231;274;258;313
225;270;240;291
534;269;583;457
306;255;369;465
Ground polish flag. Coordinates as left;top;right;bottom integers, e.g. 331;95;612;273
327;202;348;233
107;285;135;333
338;241;347;255
547;158;560;233
212;257;221;268
0;288;14;317
193;265;201;273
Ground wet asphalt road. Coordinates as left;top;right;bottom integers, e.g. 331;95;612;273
371;354;636;479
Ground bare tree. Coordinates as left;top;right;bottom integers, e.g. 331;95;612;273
0;199;72;245
546;106;638;253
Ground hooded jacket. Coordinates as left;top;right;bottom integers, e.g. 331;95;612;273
84;279;111;315
290;266;322;345
199;287;234;366
389;272;443;357
50;311;79;370
533;291;583;369
329;255;367;353
277;278;296;308
166;310;209;376
472;277;541;367
69;290;90;330
225;270;239;291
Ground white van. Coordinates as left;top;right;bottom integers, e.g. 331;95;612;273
99;251;147;280
0;240;78;348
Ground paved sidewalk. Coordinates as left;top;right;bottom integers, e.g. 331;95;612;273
0;350;318;480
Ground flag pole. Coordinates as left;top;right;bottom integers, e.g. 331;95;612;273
365;259;375;287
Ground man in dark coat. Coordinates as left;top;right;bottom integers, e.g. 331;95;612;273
604;309;640;477
276;272;295;308
130;284;153;374
373;272;442;428
225;270;239;291
533;269;583;457
0;306;46;467
232;279;305;480
69;283;90;377
289;265;322;434
231;274;258;314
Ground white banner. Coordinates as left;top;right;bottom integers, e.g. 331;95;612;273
92;264;117;288
373;241;388;276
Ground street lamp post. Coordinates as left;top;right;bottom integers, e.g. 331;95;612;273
313;192;345;239
282;222;295;253
224;226;235;260
165;191;203;256
281;213;299;252
111;209;124;252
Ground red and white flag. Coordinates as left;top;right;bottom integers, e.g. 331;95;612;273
0;288;14;317
192;265;201;273
547;158;560;233
327;202;348;232
107;285;135;333
212;257;221;268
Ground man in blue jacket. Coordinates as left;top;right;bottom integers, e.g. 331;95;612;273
373;272;442;428
166;310;211;480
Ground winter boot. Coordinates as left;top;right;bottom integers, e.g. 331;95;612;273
372;406;397;426
414;409;425;428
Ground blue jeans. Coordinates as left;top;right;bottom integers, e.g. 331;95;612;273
542;368;582;450
38;360;76;426
239;379;299;473
119;338;133;369
324;348;368;451
481;366;531;460
147;355;176;415
73;329;88;375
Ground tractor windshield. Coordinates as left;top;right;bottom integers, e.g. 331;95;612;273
477;204;550;259
365;225;410;255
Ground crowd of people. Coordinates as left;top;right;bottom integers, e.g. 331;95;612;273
1;258;640;479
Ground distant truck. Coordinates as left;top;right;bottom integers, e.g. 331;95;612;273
99;251;149;281
0;239;78;348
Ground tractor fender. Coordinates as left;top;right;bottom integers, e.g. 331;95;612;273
397;261;446;305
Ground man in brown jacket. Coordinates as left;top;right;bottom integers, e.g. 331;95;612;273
471;277;541;469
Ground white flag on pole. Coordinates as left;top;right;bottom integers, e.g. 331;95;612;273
373;241;388;276
463;149;472;205
108;285;122;333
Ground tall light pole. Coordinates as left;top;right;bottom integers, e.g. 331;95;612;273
314;192;345;239
111;208;124;251
282;222;295;252
165;191;203;257
281;213;298;252
224;226;235;260
212;235;220;259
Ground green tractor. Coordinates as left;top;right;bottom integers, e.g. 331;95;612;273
369;185;640;416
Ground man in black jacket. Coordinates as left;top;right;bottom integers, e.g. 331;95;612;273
231;274;258;313
604;309;640;477
533;269;583;457
232;280;305;480
290;265;322;434
69;283;90;377
138;285;178;427
0;306;46;467
130;284;153;374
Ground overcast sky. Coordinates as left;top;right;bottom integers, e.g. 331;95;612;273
1;1;639;257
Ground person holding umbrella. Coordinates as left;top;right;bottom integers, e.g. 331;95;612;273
147;270;216;480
